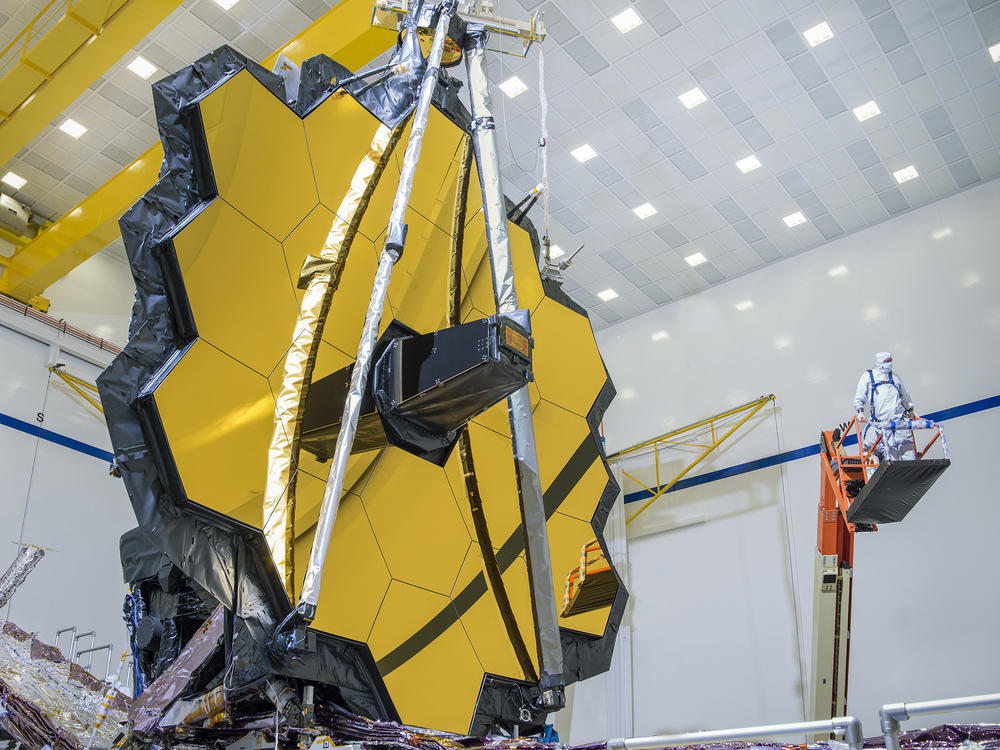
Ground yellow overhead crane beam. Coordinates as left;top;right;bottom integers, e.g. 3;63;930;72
0;0;396;305
0;0;186;168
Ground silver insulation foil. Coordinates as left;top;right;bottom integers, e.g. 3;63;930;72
0;623;129;750
0;546;45;610
463;30;565;686
299;251;394;611
299;2;457;614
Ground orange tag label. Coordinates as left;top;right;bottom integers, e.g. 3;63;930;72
504;327;530;358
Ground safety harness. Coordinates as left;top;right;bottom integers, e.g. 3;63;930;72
865;368;902;421
864;368;910;452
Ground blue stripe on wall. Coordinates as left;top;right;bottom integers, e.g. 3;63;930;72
0;393;997;487
0;411;113;463
623;393;1000;505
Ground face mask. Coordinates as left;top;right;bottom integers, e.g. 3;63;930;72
875;353;892;375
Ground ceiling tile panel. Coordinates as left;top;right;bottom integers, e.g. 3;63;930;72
3;0;995;329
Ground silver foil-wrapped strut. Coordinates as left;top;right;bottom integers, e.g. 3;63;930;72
463;27;565;693
299;1;458;615
0;545;45;610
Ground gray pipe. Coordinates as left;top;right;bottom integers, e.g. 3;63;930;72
54;626;76;652
71;630;95;662
607;716;864;750
76;644;112;677
880;693;1000;750
463;26;564;707
298;0;457;618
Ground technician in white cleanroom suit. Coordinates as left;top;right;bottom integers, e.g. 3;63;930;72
852;352;918;461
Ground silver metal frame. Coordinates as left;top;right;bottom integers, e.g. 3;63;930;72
76;643;114;678
71;630;96;662
606;716;865;750
880;693;1000;750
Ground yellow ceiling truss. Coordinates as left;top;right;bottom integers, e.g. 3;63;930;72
0;0;395;305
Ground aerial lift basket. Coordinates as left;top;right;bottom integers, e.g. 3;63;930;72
835;416;951;526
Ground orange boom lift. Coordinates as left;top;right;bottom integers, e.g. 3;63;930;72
810;415;950;722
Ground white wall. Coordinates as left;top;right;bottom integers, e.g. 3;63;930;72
45;246;135;348
558;179;1000;742
0;309;135;670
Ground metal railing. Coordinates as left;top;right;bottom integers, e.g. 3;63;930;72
76;643;114;679
880;693;1000;750
606;716;864;750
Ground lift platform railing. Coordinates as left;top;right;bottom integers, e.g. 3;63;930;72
829;416;948;504
880;692;1000;750
605;715;864;750
561;539;615;617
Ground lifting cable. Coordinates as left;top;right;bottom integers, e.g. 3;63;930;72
537;42;551;261
771;402;808;721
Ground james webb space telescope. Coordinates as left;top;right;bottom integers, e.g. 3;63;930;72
97;0;624;742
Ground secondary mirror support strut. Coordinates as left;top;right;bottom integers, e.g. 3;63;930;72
464;24;565;711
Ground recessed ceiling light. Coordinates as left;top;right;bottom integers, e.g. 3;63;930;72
214;0;239;8
597;288;618;302
685;251;707;266
633;202;657;219
2;172;27;190
735;155;762;173
651;330;670;341
932;227;953;240
679;87;708;109
803;21;834;47
571;144;597;163
549;244;565;259
59;118;87;138
773;335;793;350
620;387;637;399
127;56;157;79
852;100;881;122
990;42;1000;63
893;165;919;183
499;75;528;99
611;7;644;33
735;299;754;311
783;211;807;227
828;264;848;277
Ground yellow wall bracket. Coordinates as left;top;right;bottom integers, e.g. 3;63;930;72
49;363;103;414
614;394;776;524
561;395;776;617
